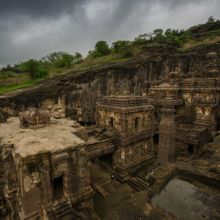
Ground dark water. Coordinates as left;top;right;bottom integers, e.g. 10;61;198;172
152;178;220;220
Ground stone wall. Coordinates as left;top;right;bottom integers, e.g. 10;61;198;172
0;143;94;219
113;137;153;170
0;45;220;125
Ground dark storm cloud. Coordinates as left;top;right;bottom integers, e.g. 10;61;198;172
0;0;85;18
0;0;220;66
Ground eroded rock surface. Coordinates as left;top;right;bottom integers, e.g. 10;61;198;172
19;108;50;127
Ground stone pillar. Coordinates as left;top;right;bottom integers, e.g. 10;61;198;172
42;155;53;204
155;82;183;165
158;108;176;165
76;147;91;192
42;155;54;219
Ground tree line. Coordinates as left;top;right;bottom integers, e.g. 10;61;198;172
1;16;219;80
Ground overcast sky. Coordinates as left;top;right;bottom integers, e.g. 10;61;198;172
0;0;220;66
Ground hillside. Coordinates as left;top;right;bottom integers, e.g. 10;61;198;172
1;19;220;95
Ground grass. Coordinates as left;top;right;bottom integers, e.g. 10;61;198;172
0;54;134;95
48;51;139;77
0;71;17;79
48;56;120;76
0;53;134;95
0;79;43;95
180;34;220;51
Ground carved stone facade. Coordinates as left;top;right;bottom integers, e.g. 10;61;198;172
96;96;154;175
149;76;218;159
0;117;96;220
0;95;156;219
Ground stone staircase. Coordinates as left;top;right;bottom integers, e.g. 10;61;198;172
126;162;174;192
93;178;111;198
126;166;153;192
53;200;74;220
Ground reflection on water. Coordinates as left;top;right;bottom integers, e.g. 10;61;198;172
152;178;220;220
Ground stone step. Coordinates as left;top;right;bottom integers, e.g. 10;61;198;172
135;171;147;179
53;200;73;220
132;176;149;190
127;180;142;192
135;175;149;186
57;209;73;219
54;202;69;212
98;178;111;187
127;176;149;192
127;179;144;192
126;165;156;191
94;184;110;198
131;178;148;191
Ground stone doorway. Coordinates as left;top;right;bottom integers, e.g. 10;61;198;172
187;144;194;155
135;117;141;131
109;117;114;127
153;133;159;145
99;153;113;168
53;176;64;201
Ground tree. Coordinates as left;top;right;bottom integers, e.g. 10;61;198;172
163;29;191;47
22;59;48;79
133;33;150;45
45;52;62;65
112;40;130;53
58;53;74;67
152;29;166;44
153;29;163;37
94;41;111;57
45;52;74;68
25;59;39;79
207;16;216;23
73;52;83;64
164;29;181;47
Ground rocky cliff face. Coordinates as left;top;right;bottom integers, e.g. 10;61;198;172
0;45;220;124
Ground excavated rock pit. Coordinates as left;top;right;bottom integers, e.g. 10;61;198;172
152;177;220;220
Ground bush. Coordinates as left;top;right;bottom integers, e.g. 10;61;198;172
36;67;49;78
133;34;149;45
22;59;48;79
90;41;111;57
152;29;166;44
122;49;133;58
207;16;216;24
0;71;16;79
45;52;75;68
132;28;192;48
112;40;130;53
73;52;83;64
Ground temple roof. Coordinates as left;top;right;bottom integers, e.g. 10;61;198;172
0;117;85;158
97;95;151;108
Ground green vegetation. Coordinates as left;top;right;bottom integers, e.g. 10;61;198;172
0;79;42;95
133;28;191;47
20;59;48;79
89;41;111;57
44;51;83;68
207;16;218;24
1;16;220;95
0;70;16;79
